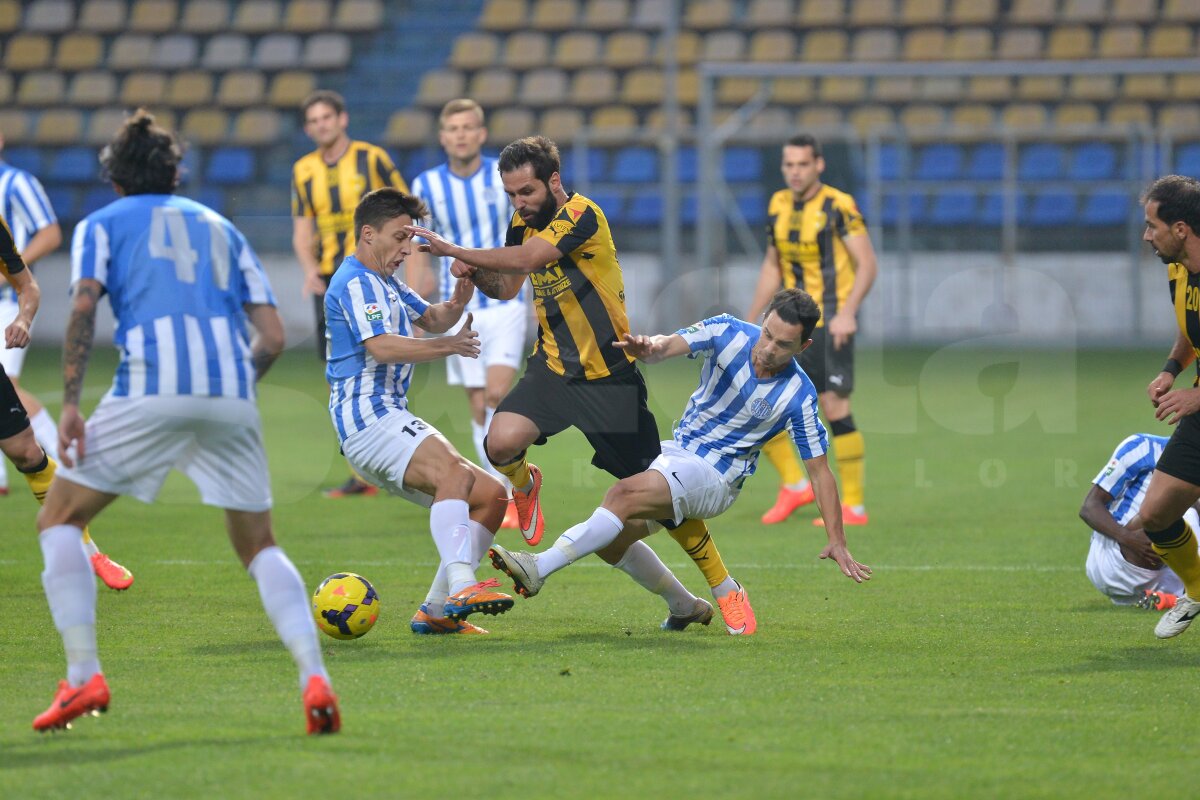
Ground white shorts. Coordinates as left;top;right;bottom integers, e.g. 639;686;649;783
0;296;30;376
57;394;272;512
340;408;438;509
446;302;527;388
1083;507;1197;605
647;441;740;525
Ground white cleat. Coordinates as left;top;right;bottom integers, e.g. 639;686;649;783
1155;594;1200;639
488;544;544;598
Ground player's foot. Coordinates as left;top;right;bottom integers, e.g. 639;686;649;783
1155;593;1200;638
322;476;379;499
1138;589;1179;611
500;500;519;530
511;464;545;545
661;597;715;631
717;586;757;635
761;484;814;524
303;675;340;735
410;604;489;634
443;578;515;621
0;486;8;496
91;552;134;591
32;673;110;732
488;543;545;598
813;504;869;527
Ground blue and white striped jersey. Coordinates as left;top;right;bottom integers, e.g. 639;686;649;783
71;194;275;401
1092;433;1170;525
409;157;522;310
324;254;430;442
0;161;57;303
674;314;827;486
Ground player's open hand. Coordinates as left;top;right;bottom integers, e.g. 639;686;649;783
819;542;872;583
1148;371;1176;407
4;318;30;349
404;224;452;256
448;275;475;308
1154;386;1200;424
58;406;86;468
827;311;857;350
613;333;655;360
445;312;480;359
302;272;327;298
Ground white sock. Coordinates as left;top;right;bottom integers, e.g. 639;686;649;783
40;524;100;687
423;565;449;611
0;456;8;491
248;546;328;690
30;409;59;461
537;507;623;578
612;540;697;616
784;479;810;492
430;499;476;594
711;575;740;600
467;519;495;567
81;535;100;557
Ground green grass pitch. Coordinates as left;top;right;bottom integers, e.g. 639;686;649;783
1;345;1196;798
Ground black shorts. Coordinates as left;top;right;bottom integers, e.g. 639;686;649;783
314;273;333;362
1156;413;1200;485
800;326;855;395
496;359;662;480
0;362;30;440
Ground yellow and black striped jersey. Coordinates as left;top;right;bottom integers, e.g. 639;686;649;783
766;184;867;327
506;193;634;380
0;213;27;280
292;140;408;276
1169;261;1200;385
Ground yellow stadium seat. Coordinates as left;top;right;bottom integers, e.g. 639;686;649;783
1016;76;1064;101
849;105;895;136
231;109;280;145
1107;101;1151;127
268;71;316;108
217;70;266;108
1112;0;1155;21
741;106;789;134
920;76;963;101
520;69;568;107
181;109;229;145
796;106;843;130
949;0;997;23
283;0;330;32
180;0;227;32
479;0;527;31
1047;26;1093;59
903;28;947;60
718;77;763;104
78;0;127;32
772;77;814;104
1053;102;1100;128
569;68;617;106
749;30;798;62
383;108;433;148
702;31;747;62
108;34;156;70
645;106;694;132
1124;74;1170;100
819;76;867;103
966;75;1012;101
950;103;996;131
1000;103;1048;131
902;0;945;24
1160;104;1200;131
747;0;794;27
655;30;702;66
67;71;117;106
539;108;585;143
874;76;918;103
553;31;601;69
604;31;651;69
449;33;499;71
55;33;104;71
1164;0;1200;21
676;71;700;105
1010;0;1057;24
485;107;535;143
468;69;517;107
1063;0;1106;22
0;110;31;141
620;67;663;106
167;71;214;107
851;0;896;26
1172;74;1200;100
122;72;167;106
997;28;1044;60
1069;74;1117;100
86;108;129;145
1147;26;1193;58
581;0;627;30
332;0;383;31
232;0;281;33
590;105;638;136
530;0;578;31
415;70;466;108
804;30;848;60
130;0;177;32
948;28;993;60
686;0;734;30
798;0;843;25
17;72;64;106
853;29;899;61
34;109;84;145
503;31;550;70
899;104;945;131
0;0;18;32
5;35;53;71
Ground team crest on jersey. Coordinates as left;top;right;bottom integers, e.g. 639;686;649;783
1102;459;1117;479
750;398;773;419
682;321;705;334
549;219;574;238
362;303;383;322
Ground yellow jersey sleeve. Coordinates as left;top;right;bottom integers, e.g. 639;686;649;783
533;197;600;256
832;191;867;238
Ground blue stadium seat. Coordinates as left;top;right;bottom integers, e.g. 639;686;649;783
914;144;965;181
587;189;623;224
1017;144;1065;181
966;144;1006;180
681;193;698;226
928;190;976;225
1080;190;1129;226
189;187;226;216
80;187;116;217
877;143;900;180
735;190;766;226
44;186;75;219
1175;143;1200;177
978;192;1027;227
1068;142;1117;181
205;147;254;185
560;148;606;185
402;148;437;179
677;147;697;183
723;147;762;182
178;148;201;186
880;192;926;226
1022;190;1076;226
49;147;97;182
625;194;661;226
611;147;657;183
3;147;43;175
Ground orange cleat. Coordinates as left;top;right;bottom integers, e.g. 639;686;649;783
1139;589;1179;611
443;578;515;621
91;552;134;591
323;476;379;499
410;605;489;634
500;499;519;530
33;673;110;732
511;465;545;545
303;675;340;735
813;504;869;527
716;586;757;636
761;484;814;524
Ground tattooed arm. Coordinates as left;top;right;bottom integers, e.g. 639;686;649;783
58;278;101;466
469;267;522;301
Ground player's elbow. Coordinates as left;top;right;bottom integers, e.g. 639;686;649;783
40;224;63;252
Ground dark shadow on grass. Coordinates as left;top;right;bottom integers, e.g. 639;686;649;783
1051;645;1200;674
1;733;293;769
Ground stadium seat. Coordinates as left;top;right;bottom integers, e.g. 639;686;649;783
49;146;99;182
604;31;652;69
17;73;65;107
33;109;83;145
879;192;927;227
1023;190;1077;227
217;71;266;107
735;190;767;226
977;191;1024;227
283;0;330;32
558;147;604;184
486;107;535;144
1164;0;1200;21
820;76;867;103
1172;74;1200;100
853;29;900;61
656;30;701;66
928;190;976;225
949;0;996;22
232;0;280;33
947;27;993;60
44;186;76;218
332;0;383;31
468;69;517;107
621;68;664;106
920;76;962;102
107;34;155;70
914;144;964;180
479;0;527;32
154;34;200;70
530;0;578;31
966;143;1006;180
851;0;897;26
539;108;585;144
130;0;177;32
849;105;895;135
1048;26;1093;59
0;0;17;32
569;68;618;107
1081;191;1130;226
400;149;435;180
997;28;1043;60
1112;0;1156;21
966;75;1011;101
78;0;127;32
875;76;916;102
0;110;31;142
25;0;74;31
1068;142;1117;181
1147;26;1194;58
686;0;734;30
588;190;624;224
611;147;657;183
1018;144;1065;180
416;70;465;109
902;28;946;61
187;187;226;216
81;187;117;216
803;30;848;61
772;77;814;104
951;104;996;131
268;71;316;108
723;147;762;182
167;72;214;107
1054;102;1101;128
1098;24;1144;58
55;33;104;71
180;0;228;32
1108;101;1151;127
798;0;844;24
1001;103;1048;130
876;143;901;180
1064;0;1106;20
552;31;601;69
520;69;568;107
632;1;670;27
1160;105;1200;132
302;34;351;69
67;72;117;106
1125;74;1170;100
3;147;41;174
202;34;251;70
748;30;798;62
1015;76;1063;101
1069;74;1117;101
717;77;760;105
746;0;794;28
205;147;254;184
702;30;746;62
1175;143;1200;176
582;0;628;30
230;109;280;146
4;35;53;71
181;108;229;145
254;34;302;70
85;107;128;145
120;72;166;106
899;104;945;130
448;32;498;71
591;105;638;135
383;108;433;148
903;0;945;24
1009;0;1054;23
625;194;661;226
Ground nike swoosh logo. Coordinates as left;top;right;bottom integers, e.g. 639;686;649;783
1179;608;1200;623
59;690;83;709
671;471;684;486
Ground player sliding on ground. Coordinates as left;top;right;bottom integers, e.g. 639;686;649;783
490;289;871;624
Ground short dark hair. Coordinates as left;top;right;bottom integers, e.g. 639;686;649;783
766;288;821;341
785;133;822;159
100;108;181;196
354;188;428;238
301;89;346;119
1144;175;1200;234
498;135;561;184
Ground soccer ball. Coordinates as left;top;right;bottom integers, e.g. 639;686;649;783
313;572;380;640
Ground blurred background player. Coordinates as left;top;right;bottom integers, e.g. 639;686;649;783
1079;433;1194;609
291;89;409;498
33;111;338;734
407;99;526;530
325;188;514;634
747;134;878;527
490;290;871;634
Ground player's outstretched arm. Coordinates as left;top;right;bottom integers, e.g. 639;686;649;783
613;333;690;364
806;454;872;583
405;224;560;275
364;313;479;364
245;303;285;380
416;276;474;334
